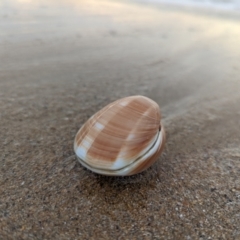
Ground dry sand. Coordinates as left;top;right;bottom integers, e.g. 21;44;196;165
1;0;240;239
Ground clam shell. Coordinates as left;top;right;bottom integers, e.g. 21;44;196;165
74;95;165;176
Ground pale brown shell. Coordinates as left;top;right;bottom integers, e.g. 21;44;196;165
74;95;165;176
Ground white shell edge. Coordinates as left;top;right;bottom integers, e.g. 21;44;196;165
74;127;164;176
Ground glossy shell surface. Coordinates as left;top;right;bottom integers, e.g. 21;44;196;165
74;95;165;176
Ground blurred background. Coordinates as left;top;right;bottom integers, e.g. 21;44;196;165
136;0;240;10
1;0;240;239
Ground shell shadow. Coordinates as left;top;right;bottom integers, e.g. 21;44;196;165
65;153;171;209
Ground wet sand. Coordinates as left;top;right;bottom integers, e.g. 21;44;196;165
1;0;240;239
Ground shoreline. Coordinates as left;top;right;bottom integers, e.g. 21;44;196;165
134;0;240;11
127;0;240;20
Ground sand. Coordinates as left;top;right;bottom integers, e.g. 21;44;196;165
1;0;240;239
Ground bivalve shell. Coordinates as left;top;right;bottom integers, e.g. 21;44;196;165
74;95;165;176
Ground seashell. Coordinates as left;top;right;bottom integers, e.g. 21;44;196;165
74;95;165;176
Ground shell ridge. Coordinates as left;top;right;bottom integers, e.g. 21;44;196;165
128;126;165;175
83;97;137;166
111;106;153;170
76;129;162;174
125;104;159;121
112;107;155;168
75;98;125;148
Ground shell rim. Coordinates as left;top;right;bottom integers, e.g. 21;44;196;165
75;126;164;176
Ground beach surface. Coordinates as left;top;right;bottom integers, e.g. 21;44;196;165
1;0;240;239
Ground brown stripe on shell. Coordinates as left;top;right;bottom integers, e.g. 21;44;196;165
115;106;158;162
74;95;163;173
75;117;94;146
75;97;133;168
128;126;166;175
75;97;128;148
84;97;160;171
86;96;152;168
126;96;160;120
